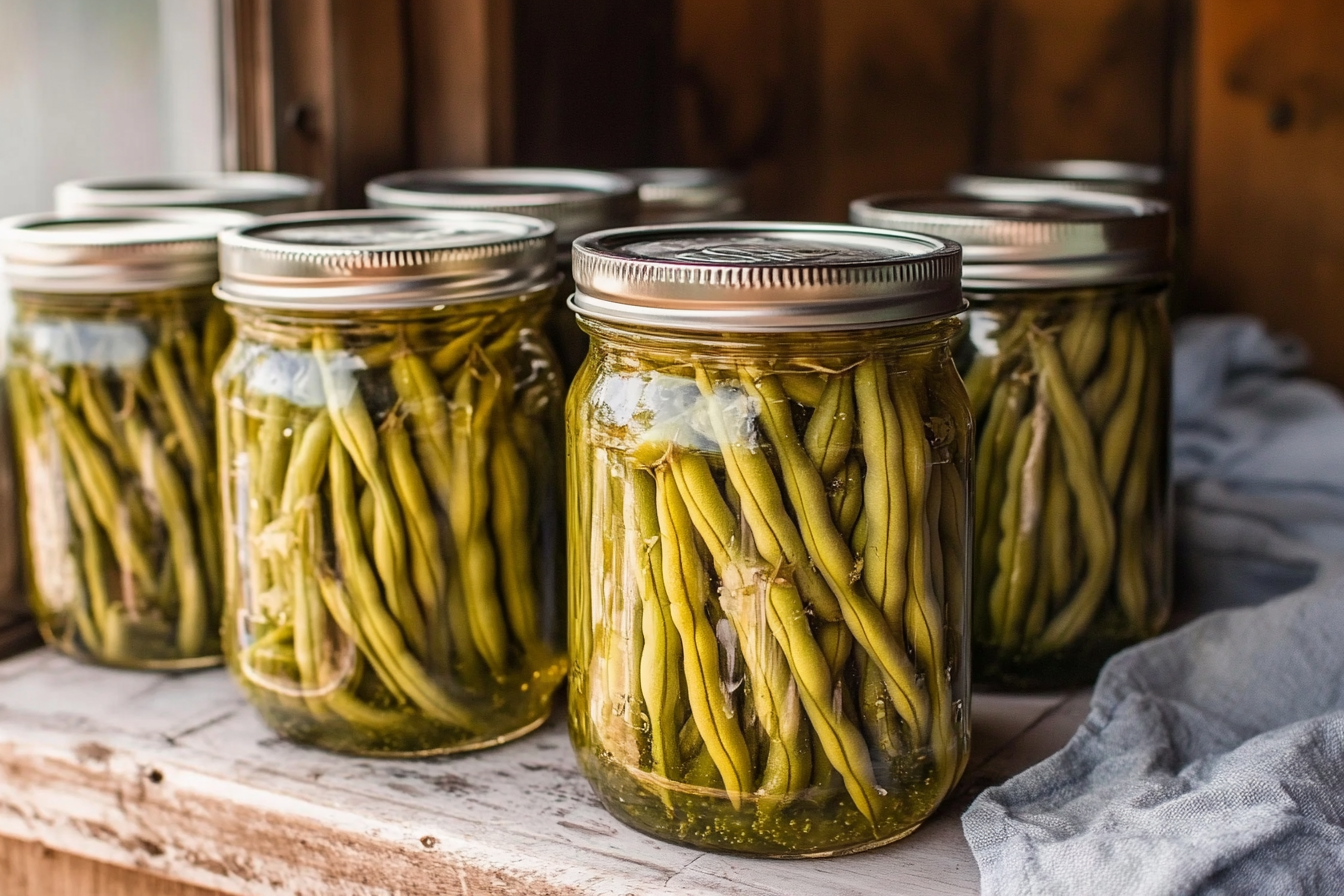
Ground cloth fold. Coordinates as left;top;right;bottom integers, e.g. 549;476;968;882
965;315;1344;894
964;577;1344;896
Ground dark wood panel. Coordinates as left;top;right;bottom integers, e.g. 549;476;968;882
675;0;981;221
330;0;409;206
0;837;225;896
512;0;678;168
406;0;515;167
979;0;1177;166
1190;0;1344;386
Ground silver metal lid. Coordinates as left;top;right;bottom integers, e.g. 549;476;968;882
948;160;1167;201
849;192;1170;290
365;168;637;248
570;222;963;333
0;208;256;294
215;209;557;311
55;172;323;216
618;168;746;224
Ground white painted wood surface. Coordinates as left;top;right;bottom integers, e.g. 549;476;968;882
0;649;1091;896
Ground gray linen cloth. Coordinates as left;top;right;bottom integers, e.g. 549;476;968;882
1173;316;1344;610
963;316;1344;895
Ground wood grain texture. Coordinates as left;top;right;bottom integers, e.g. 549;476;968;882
675;0;981;220
979;0;1178;166
512;0;678;168
407;0;515;167
0;838;225;896
0;650;1091;895
220;0;276;173
1190;0;1344;387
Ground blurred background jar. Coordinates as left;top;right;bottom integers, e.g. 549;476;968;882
948;160;1167;200
617;168;746;225
214;209;567;756
1;207;253;668
365;168;637;381
567;222;971;856
55;172;323;216
852;191;1173;690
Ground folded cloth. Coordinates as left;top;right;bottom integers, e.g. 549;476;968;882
963;574;1344;896
1173;316;1344;611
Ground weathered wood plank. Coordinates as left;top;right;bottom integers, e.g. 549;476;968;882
1189;0;1344;387
0;650;1087;895
0;836;226;896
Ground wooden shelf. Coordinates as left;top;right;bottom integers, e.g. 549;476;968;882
0;649;1089;895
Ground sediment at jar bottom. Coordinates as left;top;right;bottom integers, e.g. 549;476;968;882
7;299;228;668
570;347;970;855
220;310;566;755
962;291;1170;685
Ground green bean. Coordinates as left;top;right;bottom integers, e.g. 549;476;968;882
630;470;683;793
804;372;855;481
997;399;1049;652
762;574;881;824
1082;310;1136;429
669;451;811;796
853;359;908;627
654;464;753;807
313;330;427;661
988;409;1034;643
1100;327;1148;498
448;353;511;676
778;372;826;408
829;455;864;540
59;447;105;656
1032;331;1117;654
326;433;480;728
1116;353;1160;633
128;416;209;657
200;303;232;383
1059;302;1109;389
429;317;489;375
73;369;134;472
692;367;842;623
32;374;158;593
739;366;930;743
489;413;541;648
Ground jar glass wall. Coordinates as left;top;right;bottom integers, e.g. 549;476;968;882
7;286;228;667
214;209;567;756
565;223;971;857
958;282;1172;687
569;321;972;856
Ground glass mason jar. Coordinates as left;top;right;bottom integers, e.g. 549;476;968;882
213;210;568;756
567;223;972;856
55;171;324;216
617;168;747;225
853;192;1173;689
365;168;638;380
1;209;253;667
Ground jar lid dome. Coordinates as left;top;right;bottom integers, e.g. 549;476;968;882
0;208;255;294
570;221;963;333
849;191;1170;290
365;168;637;247
215;209;556;311
617;168;746;223
948;160;1167;200
55;172;323;216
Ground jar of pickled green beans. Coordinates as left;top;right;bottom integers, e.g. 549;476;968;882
214;210;568;756
365;168;638;380
1;209;254;668
852;192;1173;690
567;223;972;856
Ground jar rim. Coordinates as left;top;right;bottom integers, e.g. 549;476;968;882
215;208;557;311
569;221;964;333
